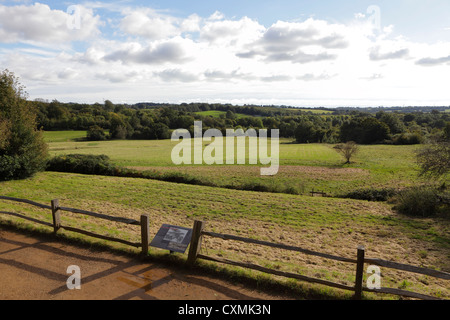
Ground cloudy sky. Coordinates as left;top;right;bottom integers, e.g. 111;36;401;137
1;0;450;107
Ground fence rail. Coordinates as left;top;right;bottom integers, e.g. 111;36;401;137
1;196;449;300
188;220;450;300
0;196;149;254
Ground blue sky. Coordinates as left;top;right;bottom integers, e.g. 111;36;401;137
1;0;450;106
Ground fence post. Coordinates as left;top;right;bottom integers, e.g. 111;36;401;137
187;220;205;265
51;199;61;234
354;245;365;300
140;214;150;256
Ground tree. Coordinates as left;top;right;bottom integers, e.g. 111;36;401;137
295;120;316;143
333;141;359;164
226;110;236;120
104;100;114;112
86;125;107;141
0;69;48;180
109;113;129;139
340;117;390;144
416;138;450;178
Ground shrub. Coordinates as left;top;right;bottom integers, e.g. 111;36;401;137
86;125;107;141
0;69;48;181
46;154;115;175
341;188;397;202
393;186;440;217
391;133;423;145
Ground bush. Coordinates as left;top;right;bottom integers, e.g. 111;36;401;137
0;69;48;181
391;133;423;145
340;188;397;202
393;187;440;217
46;154;115;175
86;125;107;141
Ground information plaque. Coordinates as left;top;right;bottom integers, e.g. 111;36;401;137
149;224;193;253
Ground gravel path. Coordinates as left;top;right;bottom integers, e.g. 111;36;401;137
0;228;292;300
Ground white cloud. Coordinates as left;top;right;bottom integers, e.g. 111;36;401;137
200;16;265;48
369;46;410;61
103;38;195;65
154;68;199;83
0;3;101;45
2;2;450;106
119;8;180;40
416;54;450;66
236;19;348;64
208;10;225;21
180;14;202;33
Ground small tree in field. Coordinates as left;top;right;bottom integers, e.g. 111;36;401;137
333;141;359;164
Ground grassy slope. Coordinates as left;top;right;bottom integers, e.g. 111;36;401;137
3;131;446;298
0;171;448;298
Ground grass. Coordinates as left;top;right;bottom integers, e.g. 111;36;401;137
195;110;249;118
43;130;87;143
0;171;449;299
44;131;425;196
2;130;448;299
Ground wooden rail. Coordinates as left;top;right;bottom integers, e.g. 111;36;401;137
1;197;448;300
0;196;149;254
310;189;328;197
188;220;449;300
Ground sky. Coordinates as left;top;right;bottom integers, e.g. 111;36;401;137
1;0;450;107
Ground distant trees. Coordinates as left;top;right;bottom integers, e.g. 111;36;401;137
21;95;449;145
0;69;48;180
295;120;316;143
340;117;390;144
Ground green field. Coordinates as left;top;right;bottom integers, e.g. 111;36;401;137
1;131;449;299
45;131;423;196
43;130;88;143
195;110;250;118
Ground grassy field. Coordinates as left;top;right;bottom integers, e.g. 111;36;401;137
1;131;448;299
194;110;250;118
45;131;424;196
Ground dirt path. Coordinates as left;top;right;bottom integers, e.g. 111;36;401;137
0;228;293;300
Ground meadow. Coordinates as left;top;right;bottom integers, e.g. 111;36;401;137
0;130;448;299
44;131;423;196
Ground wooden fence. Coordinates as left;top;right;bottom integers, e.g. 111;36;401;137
0;196;150;255
187;220;450;300
1;196;449;300
310;189;329;197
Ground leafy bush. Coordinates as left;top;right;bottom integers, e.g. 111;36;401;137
86;125;107;141
0;69;48;181
341;188;397;202
46;154;115;175
393;186;440;217
391;133;423;145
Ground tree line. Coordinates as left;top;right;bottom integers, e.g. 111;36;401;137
33;99;450;144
